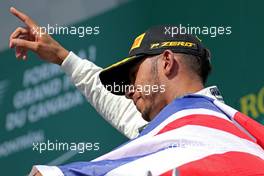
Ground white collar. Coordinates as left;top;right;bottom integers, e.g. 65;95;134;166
195;85;224;103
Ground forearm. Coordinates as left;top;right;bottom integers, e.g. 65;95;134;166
61;52;147;139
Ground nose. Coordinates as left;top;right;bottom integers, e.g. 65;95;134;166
125;85;135;99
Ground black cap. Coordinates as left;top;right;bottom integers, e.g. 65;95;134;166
99;25;210;95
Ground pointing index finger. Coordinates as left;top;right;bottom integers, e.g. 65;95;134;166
10;7;38;29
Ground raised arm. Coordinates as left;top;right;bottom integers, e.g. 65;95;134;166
9;7;147;139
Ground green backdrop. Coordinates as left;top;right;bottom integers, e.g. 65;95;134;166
0;0;263;175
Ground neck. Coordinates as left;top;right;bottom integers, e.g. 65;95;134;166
163;78;204;105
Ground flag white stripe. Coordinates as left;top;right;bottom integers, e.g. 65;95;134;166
213;100;257;142
94;108;232;162
107;125;264;176
213;100;237;117
95;121;262;162
146;108;231;136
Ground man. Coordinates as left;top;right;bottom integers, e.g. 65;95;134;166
9;7;264;176
8;7;223;139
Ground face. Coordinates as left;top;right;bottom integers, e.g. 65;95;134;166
125;55;167;121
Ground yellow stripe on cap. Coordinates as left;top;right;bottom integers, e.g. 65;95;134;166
103;55;137;71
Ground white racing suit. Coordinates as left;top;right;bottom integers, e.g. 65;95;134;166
60;51;224;139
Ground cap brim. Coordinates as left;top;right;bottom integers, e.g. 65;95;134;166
99;54;144;95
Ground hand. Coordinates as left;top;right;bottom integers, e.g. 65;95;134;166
9;7;69;65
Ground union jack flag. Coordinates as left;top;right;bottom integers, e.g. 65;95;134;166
33;95;264;176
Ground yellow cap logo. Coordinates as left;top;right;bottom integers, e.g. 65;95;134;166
130;33;145;52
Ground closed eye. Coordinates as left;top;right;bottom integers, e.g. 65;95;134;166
128;64;140;85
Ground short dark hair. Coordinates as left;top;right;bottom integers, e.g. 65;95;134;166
181;53;212;85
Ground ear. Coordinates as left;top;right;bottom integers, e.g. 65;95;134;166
161;50;178;77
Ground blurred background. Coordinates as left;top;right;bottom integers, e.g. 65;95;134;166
0;0;263;175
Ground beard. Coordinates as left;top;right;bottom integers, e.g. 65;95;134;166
140;93;156;121
140;76;165;121
140;89;167;122
140;56;167;121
